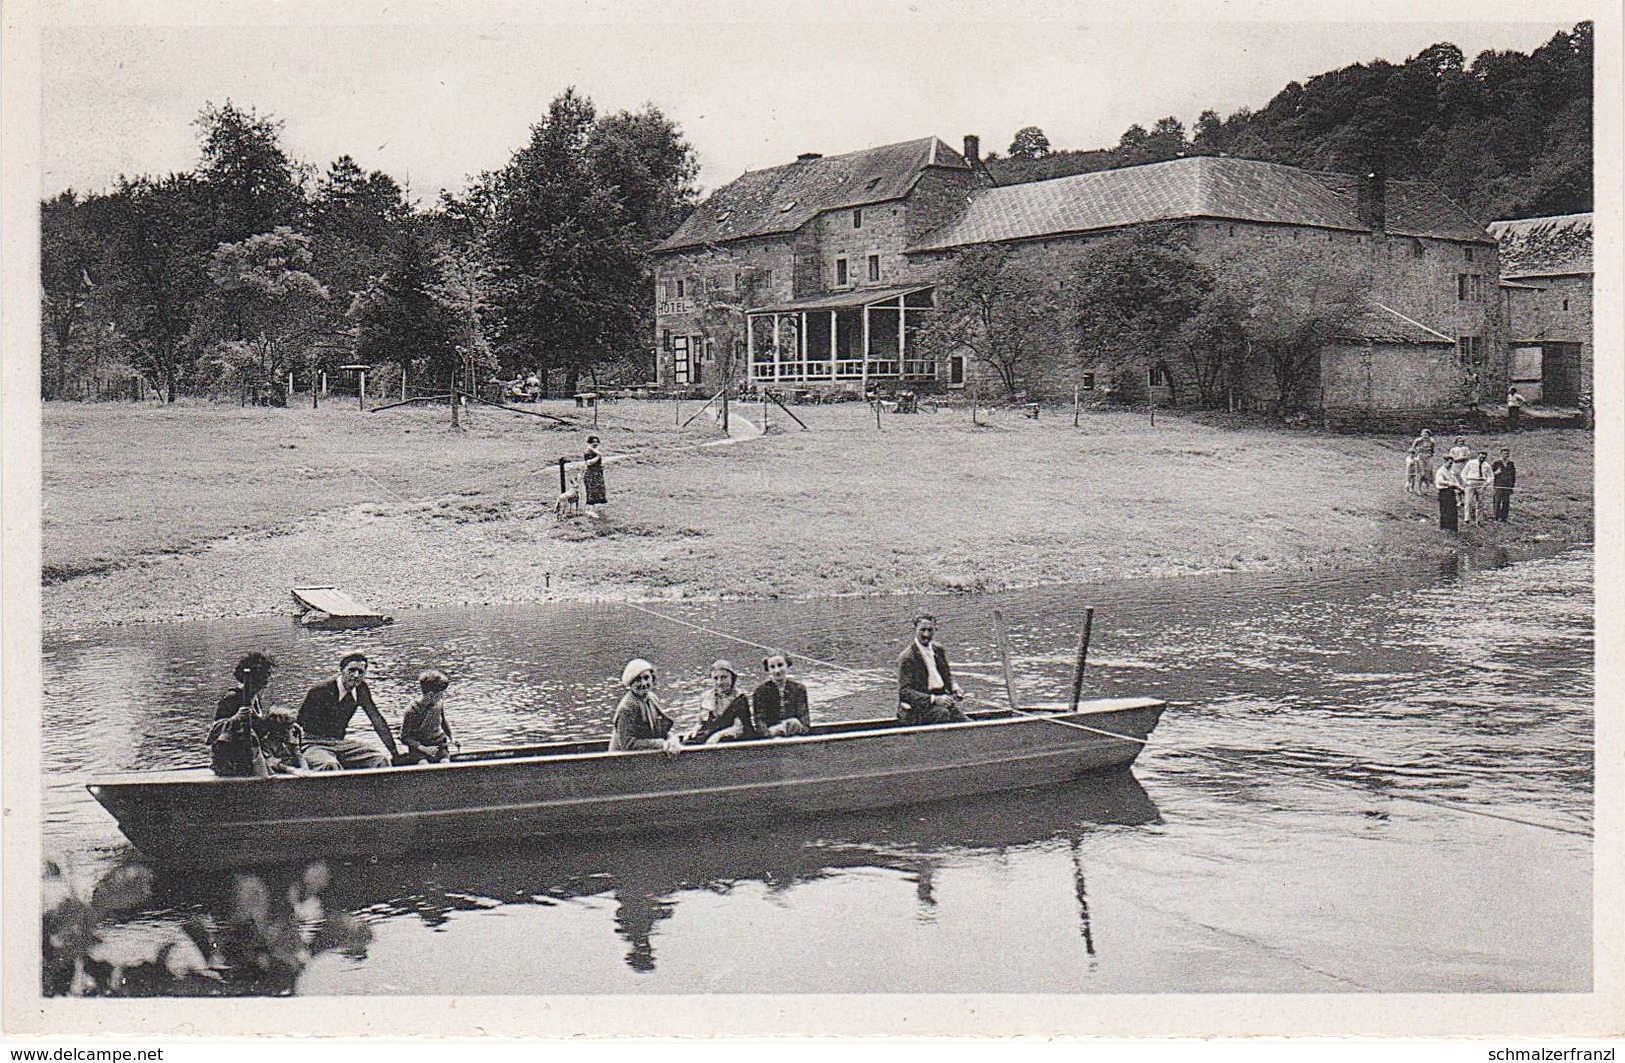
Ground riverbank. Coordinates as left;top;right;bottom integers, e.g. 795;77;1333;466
40;399;1594;630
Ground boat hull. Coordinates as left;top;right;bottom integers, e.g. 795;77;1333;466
87;698;1163;868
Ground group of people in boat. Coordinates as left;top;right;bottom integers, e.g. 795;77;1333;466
207;613;970;776
207;651;454;776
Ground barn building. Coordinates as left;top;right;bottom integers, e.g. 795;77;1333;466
1489;213;1593;408
651;136;1502;420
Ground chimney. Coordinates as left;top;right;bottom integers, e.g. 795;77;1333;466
1357;158;1387;233
797;152;823;163
963;135;980;165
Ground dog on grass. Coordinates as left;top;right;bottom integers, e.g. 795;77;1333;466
556;475;585;519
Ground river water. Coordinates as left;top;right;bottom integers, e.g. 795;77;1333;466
40;546;1593;994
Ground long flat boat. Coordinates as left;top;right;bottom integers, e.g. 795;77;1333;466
86;697;1164;869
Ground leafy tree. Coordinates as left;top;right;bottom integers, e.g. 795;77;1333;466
1070;227;1209;403
40;192;102;398
193;101;305;245
1008;126;1052;160
192;227;330;393
917;245;1069;398
351;222;457;393
1210;246;1371;412
98;174;213;402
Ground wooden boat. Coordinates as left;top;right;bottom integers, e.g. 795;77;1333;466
86;697;1163;869
290;585;393;629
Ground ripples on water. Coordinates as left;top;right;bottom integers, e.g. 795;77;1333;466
39;546;1593;994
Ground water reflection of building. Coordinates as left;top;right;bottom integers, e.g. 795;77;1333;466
263;773;1159;976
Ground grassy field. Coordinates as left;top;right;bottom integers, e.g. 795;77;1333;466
40;397;1594;629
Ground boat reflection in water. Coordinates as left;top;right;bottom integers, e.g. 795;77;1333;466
150;769;1158;977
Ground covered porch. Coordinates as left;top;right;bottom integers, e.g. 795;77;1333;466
744;285;936;386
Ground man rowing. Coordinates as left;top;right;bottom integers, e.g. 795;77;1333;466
898;613;968;726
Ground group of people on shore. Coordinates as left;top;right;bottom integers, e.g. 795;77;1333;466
207;616;971;776
1405;429;1518;533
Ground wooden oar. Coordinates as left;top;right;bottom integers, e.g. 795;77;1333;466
993;609;1019;710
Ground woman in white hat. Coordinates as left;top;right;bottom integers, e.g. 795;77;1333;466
609;658;681;754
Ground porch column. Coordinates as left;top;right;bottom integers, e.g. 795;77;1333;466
897;296;906;374
746;315;755;382
800;310;808;379
772;314;782;381
829;309;838;372
861;304;871;394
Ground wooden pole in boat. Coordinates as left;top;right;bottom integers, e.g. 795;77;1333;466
993;609;1019;710
1067;606;1095;714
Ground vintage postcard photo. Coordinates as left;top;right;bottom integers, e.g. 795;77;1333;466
2;0;1619;1041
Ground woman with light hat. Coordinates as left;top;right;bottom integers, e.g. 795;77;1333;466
688;659;757;745
608;658;681;754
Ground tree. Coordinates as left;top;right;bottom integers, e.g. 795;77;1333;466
193;227;330;394
307;155;411;339
192;101;305;245
1070;227;1209;403
1211;247;1370;412
917;245;1069;399
1008;126;1052;160
428;239;501;425
351;221;457;395
487;89;651;392
40;191;101;398
99;175;213;402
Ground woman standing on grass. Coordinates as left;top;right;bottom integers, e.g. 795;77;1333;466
1435;458;1464;533
583;435;608;514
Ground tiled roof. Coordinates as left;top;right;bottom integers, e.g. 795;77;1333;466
909;156;1489;251
1340;303;1456;345
1486;213;1592;278
655;138;969;253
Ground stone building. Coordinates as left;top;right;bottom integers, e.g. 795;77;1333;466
651;137;1501;419
1488;213;1592;406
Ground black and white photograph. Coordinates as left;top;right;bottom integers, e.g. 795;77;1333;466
2;0;1619;1042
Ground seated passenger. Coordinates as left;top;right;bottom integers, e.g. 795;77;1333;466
258;708;310;774
208;651;277;777
897;613;969;726
751;652;810;737
297;652;401;771
609;658;682;754
688;659;757;744
400;669;455;764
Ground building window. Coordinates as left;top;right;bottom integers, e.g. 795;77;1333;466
1464;246;1475;262
1081;372;1096;391
1562;297;1570;311
1457;274;1483;302
690;335;704;385
1457;335;1483;366
835;257;849;287
853;208;863;229
676;278;686;299
661;329;671;351
867;254;880;283
1411;239;1425;258
1148;364;1169;388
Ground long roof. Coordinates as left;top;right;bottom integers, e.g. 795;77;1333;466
1486;213;1593;278
655;137;970;253
910;156;1490;251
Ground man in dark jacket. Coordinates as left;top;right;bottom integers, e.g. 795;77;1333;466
751;652;810;737
898;613;968;726
1492;447;1518;522
297;651;401;770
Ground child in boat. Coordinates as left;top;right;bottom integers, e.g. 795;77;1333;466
259;708;310;774
400;669;455;764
